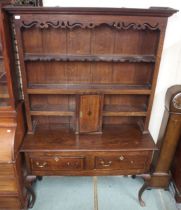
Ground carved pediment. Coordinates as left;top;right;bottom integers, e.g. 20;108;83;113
20;20;160;31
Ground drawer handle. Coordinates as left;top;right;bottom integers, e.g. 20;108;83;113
100;160;112;167
119;156;124;161
67;162;71;166
35;161;47;168
66;162;79;167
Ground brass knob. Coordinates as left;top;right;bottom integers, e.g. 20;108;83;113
119;156;124;161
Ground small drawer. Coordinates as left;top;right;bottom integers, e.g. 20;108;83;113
30;156;85;171
0;177;18;193
95;152;150;170
0;164;14;176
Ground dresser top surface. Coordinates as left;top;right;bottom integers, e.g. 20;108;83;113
21;125;156;152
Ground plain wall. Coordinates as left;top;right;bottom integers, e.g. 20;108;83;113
43;0;181;142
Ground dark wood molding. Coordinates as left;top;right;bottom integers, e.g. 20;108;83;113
4;6;178;17
20;20;160;31
24;54;156;63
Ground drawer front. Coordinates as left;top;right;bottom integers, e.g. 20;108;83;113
0;196;21;209
0;164;14;176
95;152;150;170
0;178;18;193
30;156;85;171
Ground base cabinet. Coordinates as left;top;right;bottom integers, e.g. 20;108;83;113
24;151;153;176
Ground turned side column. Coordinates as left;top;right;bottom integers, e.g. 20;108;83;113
138;85;181;206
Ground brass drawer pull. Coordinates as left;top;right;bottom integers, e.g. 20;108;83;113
100;160;112;167
67;162;71;166
35;161;47;168
66;162;78;167
119;156;124;161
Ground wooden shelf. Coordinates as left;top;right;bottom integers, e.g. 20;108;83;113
30;104;75;117
24;53;156;63
30;110;74;117
103;104;147;117
27;84;152;95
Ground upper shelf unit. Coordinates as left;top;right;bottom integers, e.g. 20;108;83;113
9;6;178;133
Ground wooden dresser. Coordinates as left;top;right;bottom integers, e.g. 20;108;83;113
2;6;178;209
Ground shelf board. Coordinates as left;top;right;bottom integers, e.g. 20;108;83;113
24;53;156;63
103;104;147;116
30;110;74;117
21;124;156;152
27;84;152;95
30;104;75;117
31;104;75;111
103;111;147;117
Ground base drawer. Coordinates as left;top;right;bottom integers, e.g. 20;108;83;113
30;156;85;171
0;196;21;209
95;151;151;171
0;178;18;194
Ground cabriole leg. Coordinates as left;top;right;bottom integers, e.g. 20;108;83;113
138;182;148;207
25;175;37;208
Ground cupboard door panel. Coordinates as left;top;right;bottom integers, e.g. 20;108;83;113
79;95;102;133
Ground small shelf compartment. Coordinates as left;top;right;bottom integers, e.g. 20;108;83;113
103;105;147;117
29;94;75;117
103;95;148;117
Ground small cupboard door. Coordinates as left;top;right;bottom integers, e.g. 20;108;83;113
78;95;103;133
